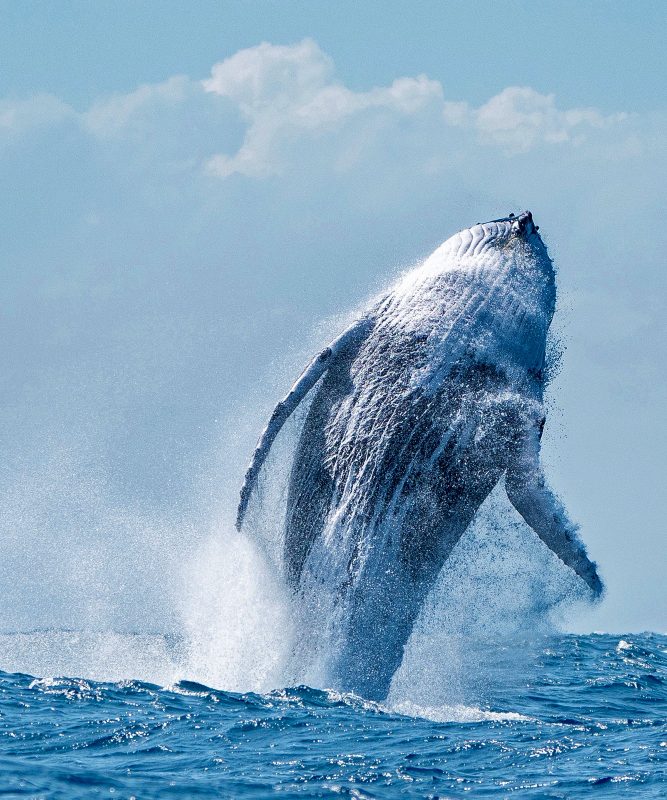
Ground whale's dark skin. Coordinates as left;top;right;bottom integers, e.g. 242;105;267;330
237;212;603;700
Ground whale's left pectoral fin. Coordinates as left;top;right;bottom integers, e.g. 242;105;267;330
236;316;374;531
505;419;603;598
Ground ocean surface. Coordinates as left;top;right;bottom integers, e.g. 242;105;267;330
0;631;664;798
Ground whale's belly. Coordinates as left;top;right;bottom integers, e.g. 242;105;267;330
284;340;527;588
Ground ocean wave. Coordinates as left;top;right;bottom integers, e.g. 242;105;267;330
0;632;665;798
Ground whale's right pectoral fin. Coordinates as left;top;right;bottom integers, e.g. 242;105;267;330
236;316;374;531
505;418;603;598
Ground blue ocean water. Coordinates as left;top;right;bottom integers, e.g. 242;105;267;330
1;632;664;798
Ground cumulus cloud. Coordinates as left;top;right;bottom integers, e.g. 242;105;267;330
200;39;628;176
0;93;74;137
471;87;628;153
0;38;638;176
203;39;333;113
202;39;443;178
84;75;192;139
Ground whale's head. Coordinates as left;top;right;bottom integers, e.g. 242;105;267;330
488;210;539;237
387;211;558;378
439;210;556;318
409;210;555;306
456;211;551;270
391;210;557;336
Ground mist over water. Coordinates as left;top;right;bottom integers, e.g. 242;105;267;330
0;381;589;720
2;286;663;800
0;224;593;716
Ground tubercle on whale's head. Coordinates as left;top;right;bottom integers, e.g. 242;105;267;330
463;210;554;279
475;210;544;247
450;209;556;316
399;210;555;306
431;210;549;266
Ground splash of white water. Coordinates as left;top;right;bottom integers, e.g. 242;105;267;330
0;455;588;709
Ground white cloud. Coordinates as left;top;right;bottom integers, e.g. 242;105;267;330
0;39;636;176
470;87;628;153
202;40;443;178
84;75;192;138
201;40;629;177
203;39;333;113
0;94;74;136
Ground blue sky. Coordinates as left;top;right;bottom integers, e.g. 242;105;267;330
0;1;665;635
1;1;664;113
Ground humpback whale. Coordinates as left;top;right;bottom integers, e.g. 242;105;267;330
237;211;603;700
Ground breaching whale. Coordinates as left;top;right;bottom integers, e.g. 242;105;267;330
237;211;603;700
